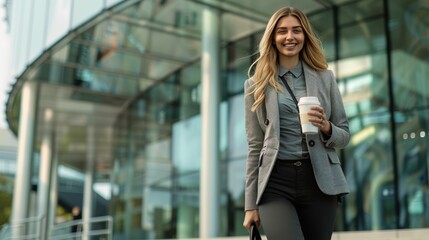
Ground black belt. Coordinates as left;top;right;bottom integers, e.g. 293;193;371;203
277;158;310;167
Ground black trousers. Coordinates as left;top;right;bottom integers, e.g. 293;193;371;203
258;159;338;240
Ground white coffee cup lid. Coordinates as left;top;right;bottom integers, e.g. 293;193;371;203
298;96;320;106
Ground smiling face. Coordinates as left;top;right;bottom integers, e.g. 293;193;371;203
274;16;305;67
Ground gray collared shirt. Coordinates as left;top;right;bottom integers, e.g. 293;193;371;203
277;61;309;160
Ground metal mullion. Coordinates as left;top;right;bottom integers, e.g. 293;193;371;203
383;0;400;229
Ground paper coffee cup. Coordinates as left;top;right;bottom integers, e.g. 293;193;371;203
298;96;320;134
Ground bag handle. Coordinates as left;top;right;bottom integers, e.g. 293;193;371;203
250;222;262;240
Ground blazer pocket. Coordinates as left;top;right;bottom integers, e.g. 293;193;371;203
327;151;341;165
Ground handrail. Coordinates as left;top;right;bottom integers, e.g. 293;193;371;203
1;215;113;240
50;215;113;240
0;215;46;240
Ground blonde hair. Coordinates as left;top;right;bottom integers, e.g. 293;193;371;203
248;7;328;111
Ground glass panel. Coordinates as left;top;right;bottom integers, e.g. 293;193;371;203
338;54;389;115
309;9;335;61
339;56;395;230
338;0;383;26
396;109;429;228
91;20;127;51
36;62;140;96
225;38;252;96
117;0;150;19
109;42;212;238
391;51;429;110
389;0;429;229
343;112;395;230
119;0;202;33
74;21;183;81
221;13;265;42
226;95;247;162
126;26;201;63
112;92;203;238
335;1;396;230
390;0;429;110
172;115;201;173
224;94;247;236
179;62;201;120
145;80;180;104
339;18;386;59
174;172;200;238
66;41;143;76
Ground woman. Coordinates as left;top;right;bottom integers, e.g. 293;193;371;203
242;7;350;240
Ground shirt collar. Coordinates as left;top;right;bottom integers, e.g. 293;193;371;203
278;61;303;78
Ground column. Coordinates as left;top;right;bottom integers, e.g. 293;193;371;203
37;108;54;239
11;81;38;237
83;126;95;240
48;150;59;233
124;125;135;239
199;5;220;238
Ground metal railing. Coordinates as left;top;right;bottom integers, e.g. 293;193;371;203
0;215;112;240
0;215;45;240
0;224;11;239
50;215;113;240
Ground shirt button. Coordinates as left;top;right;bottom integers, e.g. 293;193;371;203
309;140;315;147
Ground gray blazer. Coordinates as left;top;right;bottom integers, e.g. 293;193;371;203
244;62;350;211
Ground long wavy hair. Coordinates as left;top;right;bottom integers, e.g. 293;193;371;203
248;7;328;111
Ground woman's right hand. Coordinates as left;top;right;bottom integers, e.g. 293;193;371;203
243;209;260;231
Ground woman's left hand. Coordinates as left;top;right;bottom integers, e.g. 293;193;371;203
308;105;332;136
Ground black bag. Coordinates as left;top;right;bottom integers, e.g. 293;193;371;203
250;222;262;240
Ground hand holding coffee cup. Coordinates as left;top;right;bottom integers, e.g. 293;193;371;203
298;97;331;135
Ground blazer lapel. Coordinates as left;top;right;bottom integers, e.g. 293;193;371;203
303;62;319;97
265;85;280;139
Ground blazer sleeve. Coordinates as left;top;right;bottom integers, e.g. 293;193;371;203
244;79;264;211
323;70;350;149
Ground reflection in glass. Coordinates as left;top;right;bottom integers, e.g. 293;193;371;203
396;110;429;228
390;0;429;228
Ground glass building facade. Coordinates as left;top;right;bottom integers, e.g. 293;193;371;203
4;0;429;239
